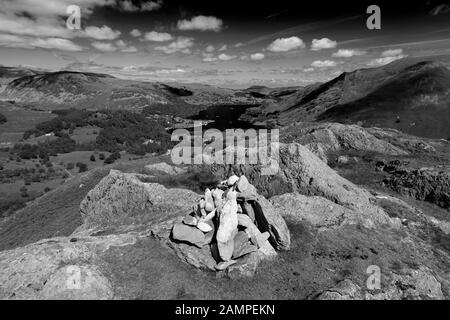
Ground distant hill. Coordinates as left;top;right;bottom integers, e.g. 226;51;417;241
241;57;450;139
0;66;39;85
0;70;262;113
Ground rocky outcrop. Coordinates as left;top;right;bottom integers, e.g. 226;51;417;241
78;170;199;232
317;266;444;300
281;122;408;162
271;193;358;229
380;164;450;209
143;162;187;176
0;232;139;299
203;143;397;228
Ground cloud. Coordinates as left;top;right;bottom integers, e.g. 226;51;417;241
205;45;215;52
267;37;305;52
143;31;173;42
311;60;338;68
311;38;337;51
116;0;162;12
85;25;121;40
0;34;83;51
115;40;137;53
154;37;194;54
381;48;404;57
177;15;223;32
332;49;366;58
130;29;142;37
250;53;265;61
91;41;117;52
218;45;227;51
368;48;407;66
303;67;315;72
218;53;236;61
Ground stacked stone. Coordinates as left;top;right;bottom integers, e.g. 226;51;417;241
171;174;272;271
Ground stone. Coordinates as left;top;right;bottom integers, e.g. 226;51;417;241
78;170;199;232
237;184;258;201
183;215;198;226
216;190;239;244
197;221;213;233
227;175;239;186
236;175;250;192
172;223;205;248
204;188;215;212
252;195;291;251
217;239;234;262
250;232;270;249
215;260;237;271
233;231;257;259
242;202;256;223
41;265;113;300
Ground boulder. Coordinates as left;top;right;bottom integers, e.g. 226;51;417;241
78;170;199;232
172;223;205;248
270;193;358;229
252;195;291;250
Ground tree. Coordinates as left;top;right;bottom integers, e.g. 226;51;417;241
99;153;105;160
90;154;96;162
66;162;75;170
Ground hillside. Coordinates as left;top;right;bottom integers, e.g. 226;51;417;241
0;71;262;113
241;57;450;139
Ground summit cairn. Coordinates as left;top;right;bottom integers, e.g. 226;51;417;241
170;174;290;274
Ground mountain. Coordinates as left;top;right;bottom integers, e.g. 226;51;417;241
0;66;39;85
241;57;450;139
0;71;262;113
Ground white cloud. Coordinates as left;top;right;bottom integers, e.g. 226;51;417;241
303;67;315;72
85;25;121;40
205;45;215;52
311;38;337;51
115;40;137;53
382;48;404;57
218;53;236;61
130;29;142;37
250;53;265;61
154;37;194;54
32;37;83;51
267;37;305;52
177;15;223;32
368;48;407;66
116;0;162;12
311;60;338;68
143;31;173;42
332;49;366;58
218;44;227;51
91;41;117;52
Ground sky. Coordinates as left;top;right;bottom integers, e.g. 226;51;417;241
0;0;449;88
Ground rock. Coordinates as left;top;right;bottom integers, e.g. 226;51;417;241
236;175;250;192
317;279;363;300
172;223;205;248
216;190;239;243
41;265;113;300
197;221;213;233
227;251;261;279
215;260;237;271
227;175;239;186
242;202;256;223
337;155;349;164
237;184;258;201
204;188;215;212
232;231;256;259
237;214;277;258
79;170;199;232
253;195;291;250
270;193;358;229
250;232;270;249
217;238;235;262
281;122;408;163
183;215;198;226
212;188;224;207
0;233;138;299
144;162;186;175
